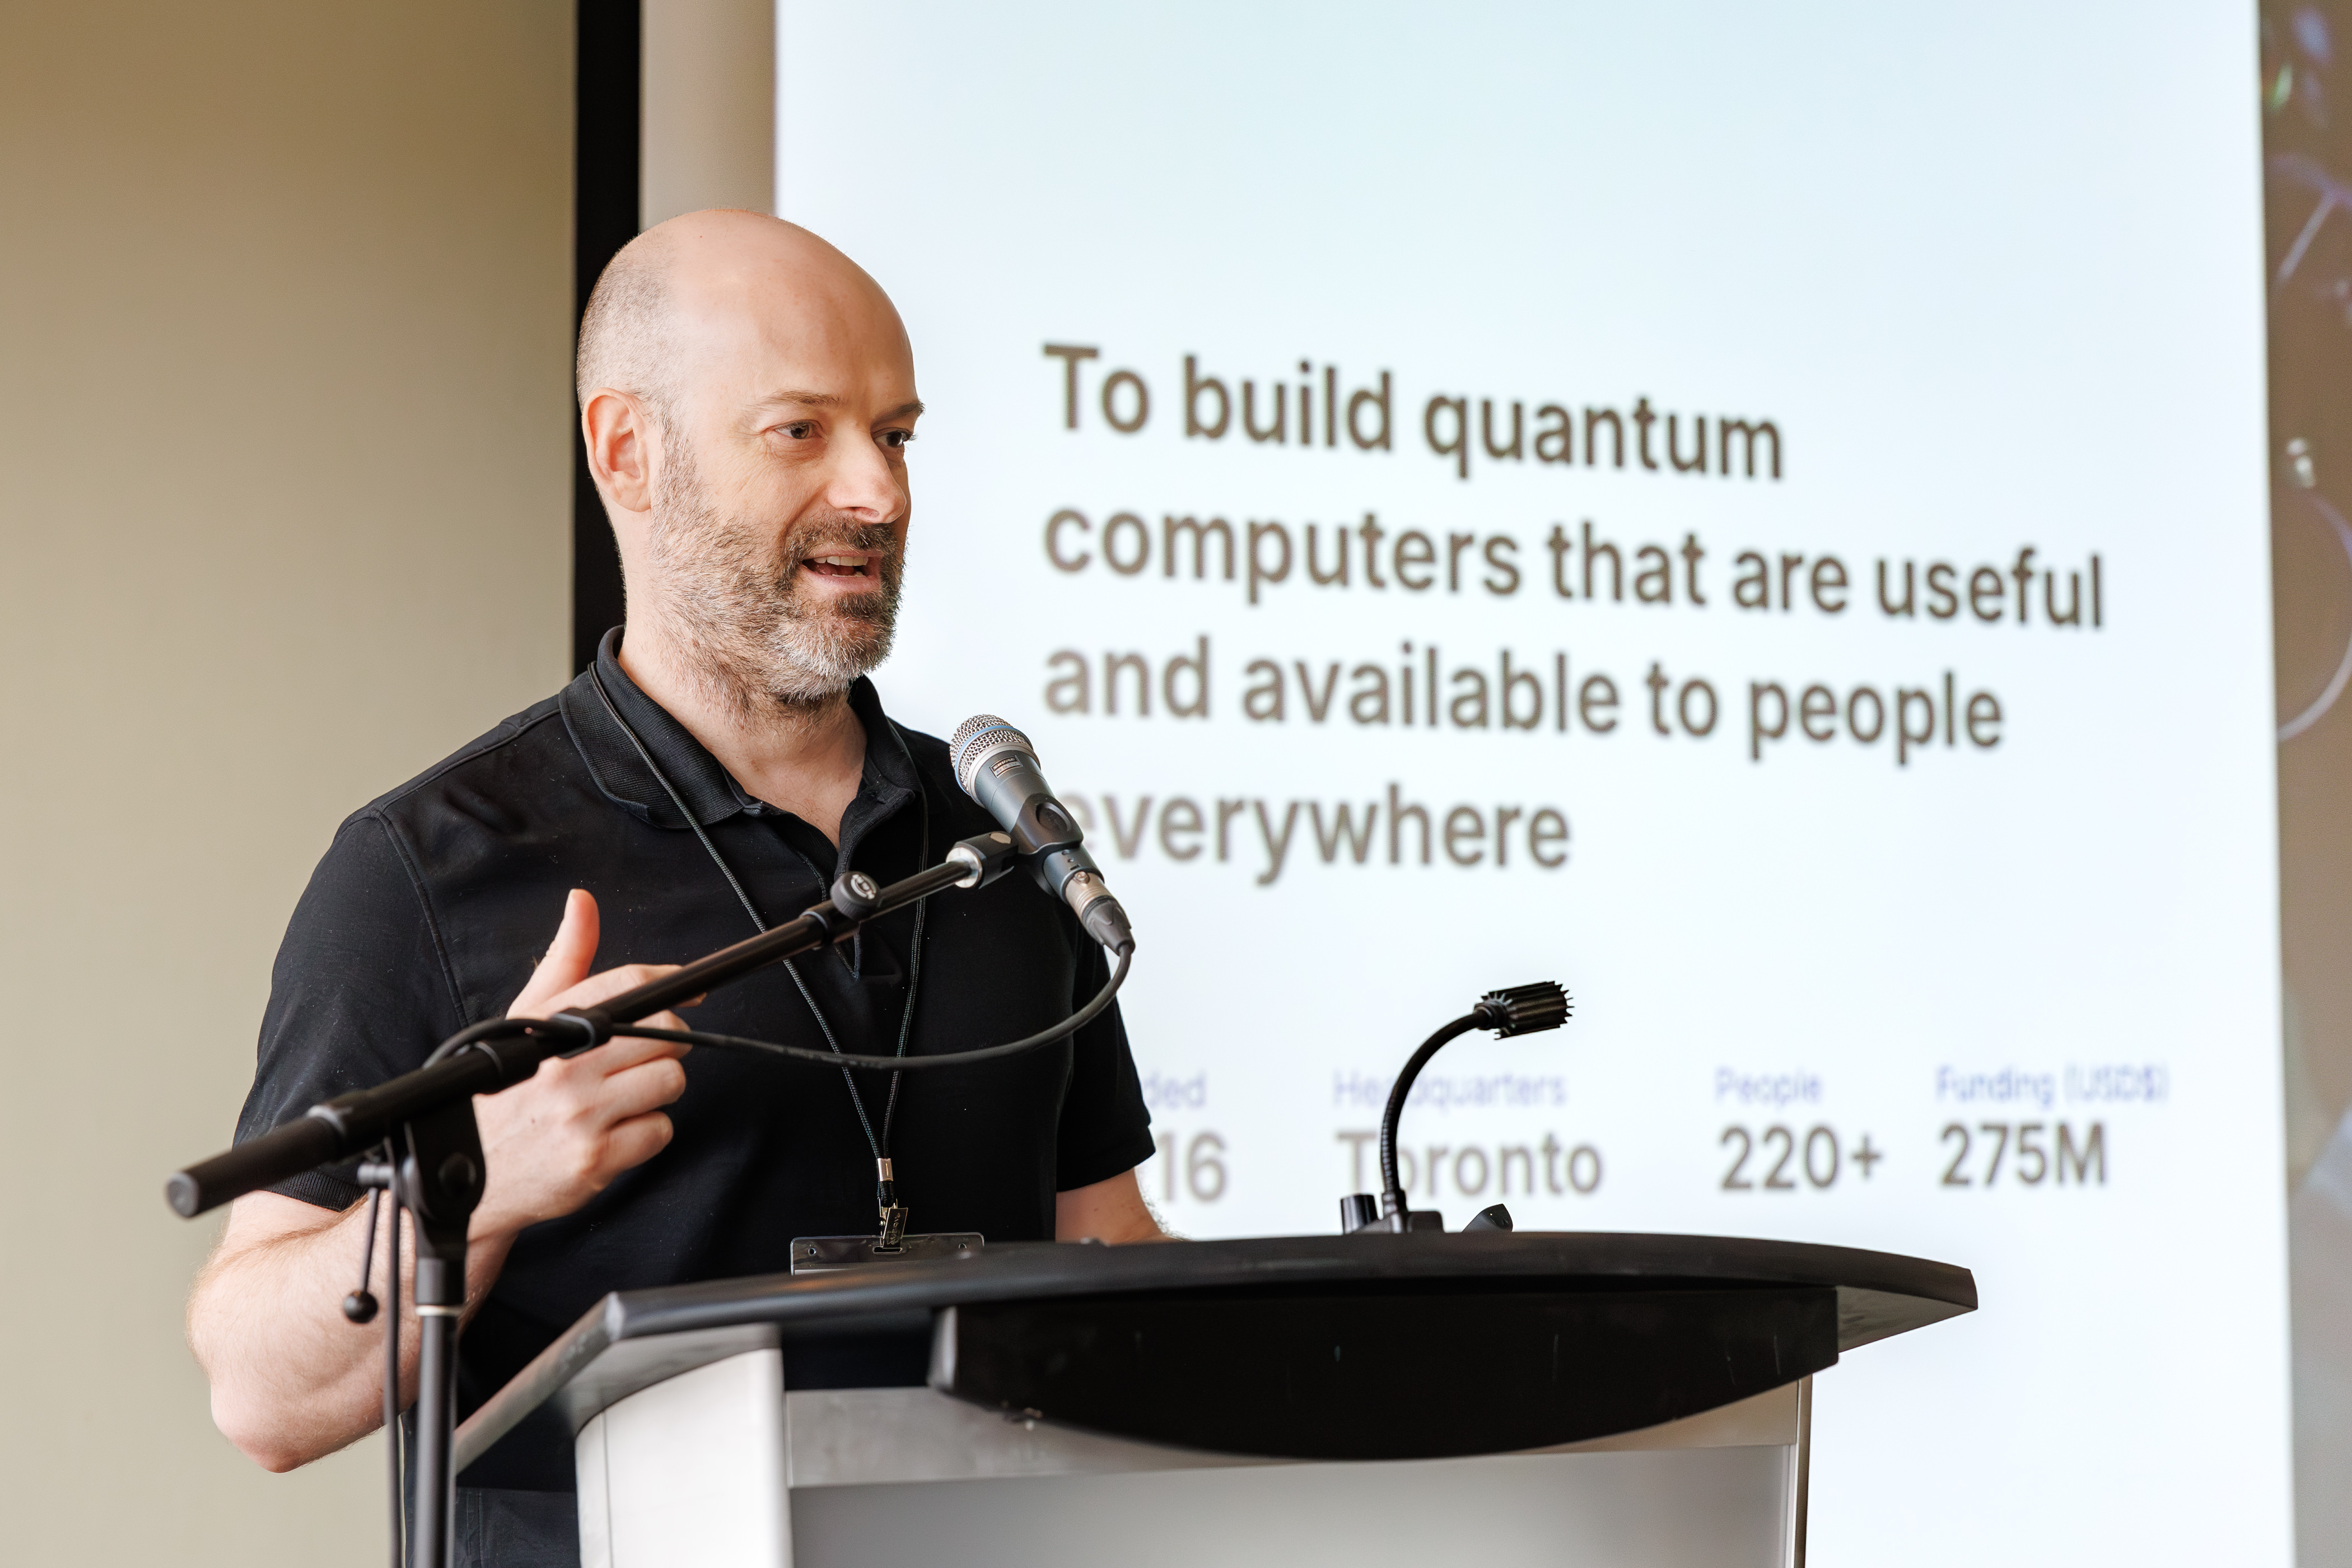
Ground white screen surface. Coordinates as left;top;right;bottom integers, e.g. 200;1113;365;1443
775;4;2289;1562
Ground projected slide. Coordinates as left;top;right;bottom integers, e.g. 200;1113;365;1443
778;4;2286;1564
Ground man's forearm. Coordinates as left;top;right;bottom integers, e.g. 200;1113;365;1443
193;926;692;1471
190;1192;516;1472
1055;1168;1172;1244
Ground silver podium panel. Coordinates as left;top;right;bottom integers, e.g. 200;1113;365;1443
576;1349;1810;1568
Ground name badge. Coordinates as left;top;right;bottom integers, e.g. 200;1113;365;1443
790;1232;984;1275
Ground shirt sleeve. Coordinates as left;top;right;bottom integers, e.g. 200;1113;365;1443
232;811;468;1211
1051;932;1155;1192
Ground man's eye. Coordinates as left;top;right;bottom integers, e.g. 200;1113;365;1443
781;421;817;440
880;429;916;450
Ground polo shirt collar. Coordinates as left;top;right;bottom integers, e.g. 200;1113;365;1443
558;626;919;832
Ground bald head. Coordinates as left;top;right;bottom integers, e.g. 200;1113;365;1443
575;211;908;418
574;210;922;721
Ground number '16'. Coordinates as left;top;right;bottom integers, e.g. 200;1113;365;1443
1153;1130;1228;1203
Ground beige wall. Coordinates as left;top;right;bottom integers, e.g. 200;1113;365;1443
643;0;776;225
0;4;573;1560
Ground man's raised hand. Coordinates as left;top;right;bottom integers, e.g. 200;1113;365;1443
470;889;696;1238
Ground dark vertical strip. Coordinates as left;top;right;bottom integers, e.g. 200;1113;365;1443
573;0;640;672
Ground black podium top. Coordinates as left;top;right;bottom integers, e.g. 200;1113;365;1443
455;1230;1975;1481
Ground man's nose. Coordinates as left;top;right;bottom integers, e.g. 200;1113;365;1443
823;431;908;523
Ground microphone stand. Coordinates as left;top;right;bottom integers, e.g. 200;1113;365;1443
166;832;1017;1568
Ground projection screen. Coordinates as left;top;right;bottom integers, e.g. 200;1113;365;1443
774;4;2289;1562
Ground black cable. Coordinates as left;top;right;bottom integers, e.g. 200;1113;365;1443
609;944;1130;1071
419;1015;547;1069
409;883;1122;1082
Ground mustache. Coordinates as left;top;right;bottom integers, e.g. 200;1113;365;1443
782;518;900;568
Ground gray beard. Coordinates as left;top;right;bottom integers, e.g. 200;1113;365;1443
641;439;902;718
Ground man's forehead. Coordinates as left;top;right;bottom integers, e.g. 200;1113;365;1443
673;282;913;398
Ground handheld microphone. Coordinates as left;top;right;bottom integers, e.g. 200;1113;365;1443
949;715;1135;953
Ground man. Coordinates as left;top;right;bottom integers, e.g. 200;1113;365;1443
188;211;1164;1564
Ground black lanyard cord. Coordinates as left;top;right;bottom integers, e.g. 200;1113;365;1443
583;663;928;1172
587;665;770;932
774;834;927;1160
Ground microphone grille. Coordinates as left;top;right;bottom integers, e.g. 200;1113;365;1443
950;713;1035;797
1478;981;1572;1037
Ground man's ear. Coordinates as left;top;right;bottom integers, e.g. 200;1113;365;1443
582;389;658;514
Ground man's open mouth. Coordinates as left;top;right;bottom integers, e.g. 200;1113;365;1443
802;552;875;578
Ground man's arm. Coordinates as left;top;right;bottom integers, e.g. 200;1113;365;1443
190;1190;514;1470
189;890;691;1469
1056;1168;1173;1243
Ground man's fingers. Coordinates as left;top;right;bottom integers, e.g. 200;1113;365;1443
507;890;601;1018
547;888;601;972
603;1056;690;1121
601;1111;676;1174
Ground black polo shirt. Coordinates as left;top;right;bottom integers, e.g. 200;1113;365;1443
234;629;1152;1494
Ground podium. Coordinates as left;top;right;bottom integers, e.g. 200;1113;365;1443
454;1231;1974;1568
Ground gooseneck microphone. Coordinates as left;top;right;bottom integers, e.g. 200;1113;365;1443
950;715;1135;953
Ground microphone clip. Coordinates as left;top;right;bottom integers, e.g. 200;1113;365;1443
944;832;1018;890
